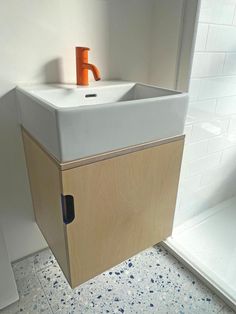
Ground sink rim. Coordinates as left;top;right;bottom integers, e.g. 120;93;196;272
16;81;186;112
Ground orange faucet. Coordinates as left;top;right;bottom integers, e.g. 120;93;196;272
75;47;101;85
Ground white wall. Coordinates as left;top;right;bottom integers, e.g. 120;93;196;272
108;0;190;91
0;0;111;261
0;227;18;309
175;0;236;225
108;0;154;83
149;0;184;88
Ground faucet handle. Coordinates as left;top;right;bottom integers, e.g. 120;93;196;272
75;47;90;60
76;46;90;51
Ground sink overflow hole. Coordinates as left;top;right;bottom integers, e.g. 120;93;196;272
85;93;97;98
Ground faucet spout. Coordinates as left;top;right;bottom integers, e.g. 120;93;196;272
75;47;101;85
83;63;101;81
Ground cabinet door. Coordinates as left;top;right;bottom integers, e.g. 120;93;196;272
62;139;184;287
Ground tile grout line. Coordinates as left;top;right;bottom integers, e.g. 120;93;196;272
199;21;236;28
232;3;236;26
204;24;210;51
34;256;60;314
33;250;58;314
35;272;55;314
35;269;55;314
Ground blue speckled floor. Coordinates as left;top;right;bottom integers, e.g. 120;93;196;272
1;245;234;313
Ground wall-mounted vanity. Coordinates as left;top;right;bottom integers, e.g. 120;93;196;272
17;81;187;287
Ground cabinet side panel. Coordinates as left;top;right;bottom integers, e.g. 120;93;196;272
22;130;70;283
62;139;184;287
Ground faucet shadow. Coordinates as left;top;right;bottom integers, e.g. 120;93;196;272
43;58;63;83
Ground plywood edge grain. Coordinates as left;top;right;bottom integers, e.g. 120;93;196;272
22;129;72;285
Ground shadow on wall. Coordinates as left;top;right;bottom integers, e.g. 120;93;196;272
0;58;63;260
42;58;63;83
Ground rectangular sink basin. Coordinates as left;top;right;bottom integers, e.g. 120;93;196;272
17;81;188;162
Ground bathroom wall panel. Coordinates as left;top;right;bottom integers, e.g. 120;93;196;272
108;0;154;83
175;0;236;225
149;0;185;89
109;0;199;91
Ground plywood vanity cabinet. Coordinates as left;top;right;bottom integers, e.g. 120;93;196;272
22;128;184;288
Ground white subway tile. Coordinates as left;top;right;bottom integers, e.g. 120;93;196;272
185;115;195;124
181;152;222;178
221;145;236;165
187;108;218;124
182;140;208;163
201;163;236;187
195;23;208;51
233;10;236;25
189;99;217;113
174;196;182;220
191;118;229;142
216;96;236;115
223;53;236;75
179;1;236;221
177;175;202;220
179;179;236;220
184;125;193;143
208;134;236;153
179;174;202;192
228;115;236;135
191;52;225;78
199;0;236;25
173;205;195;226
189;79;202;100
206;25;236;52
179;186;214;218
199;76;236;99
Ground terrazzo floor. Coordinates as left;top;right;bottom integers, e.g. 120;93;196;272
1;245;235;314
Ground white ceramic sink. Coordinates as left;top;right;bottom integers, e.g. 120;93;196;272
17;81;188;162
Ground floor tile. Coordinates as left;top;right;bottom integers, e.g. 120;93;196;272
0;289;52;314
12;256;35;280
4;245;234;314
12;249;56;281
36;263;70;294
16;273;42;300
33;249;56;272
219;306;236;313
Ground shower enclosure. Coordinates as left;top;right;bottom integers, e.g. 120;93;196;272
165;0;236;311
